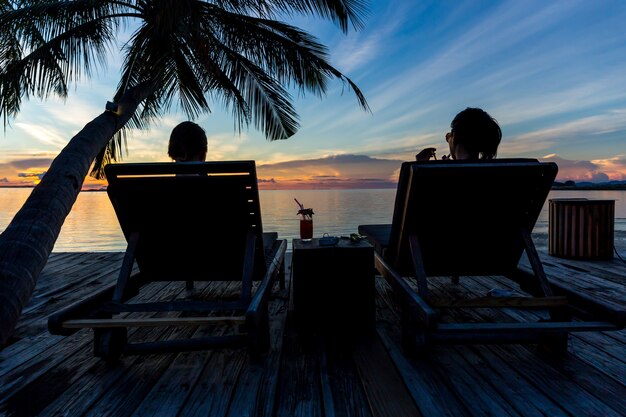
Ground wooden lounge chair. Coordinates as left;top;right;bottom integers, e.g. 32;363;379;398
359;159;624;355
48;161;287;361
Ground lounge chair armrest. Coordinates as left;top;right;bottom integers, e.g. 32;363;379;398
246;240;287;326
245;271;273;324
374;252;437;329
246;240;286;318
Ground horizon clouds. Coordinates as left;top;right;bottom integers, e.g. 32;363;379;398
0;153;623;190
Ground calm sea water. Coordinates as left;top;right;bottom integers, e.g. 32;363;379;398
0;188;624;252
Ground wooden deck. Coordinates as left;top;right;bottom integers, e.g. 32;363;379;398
1;248;625;417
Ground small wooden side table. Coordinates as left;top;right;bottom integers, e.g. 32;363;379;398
291;238;375;337
549;198;615;260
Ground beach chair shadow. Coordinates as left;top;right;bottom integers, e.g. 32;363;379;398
359;159;624;356
48;161;287;362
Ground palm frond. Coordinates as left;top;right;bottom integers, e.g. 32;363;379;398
3;0;371;174
212;0;370;32
0;0;131;126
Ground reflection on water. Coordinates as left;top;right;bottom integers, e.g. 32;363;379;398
0;188;125;252
0;188;624;252
263;189;396;251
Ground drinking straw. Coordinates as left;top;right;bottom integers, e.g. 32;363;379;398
294;198;304;211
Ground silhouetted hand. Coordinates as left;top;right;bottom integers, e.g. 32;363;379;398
415;147;436;161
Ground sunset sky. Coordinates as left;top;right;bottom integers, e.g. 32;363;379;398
1;0;626;190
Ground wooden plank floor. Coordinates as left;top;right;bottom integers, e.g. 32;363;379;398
1;248;625;417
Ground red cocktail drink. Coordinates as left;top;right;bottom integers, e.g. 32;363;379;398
300;219;313;241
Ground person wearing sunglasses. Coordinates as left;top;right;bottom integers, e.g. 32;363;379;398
416;107;501;161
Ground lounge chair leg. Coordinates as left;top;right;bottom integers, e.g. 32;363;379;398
401;307;419;354
248;322;269;363
259;310;270;353
414;331;427;355
538;332;569;358
451;275;459;284
401;325;428;357
278;264;286;290
186;280;194;290
538;307;571;357
94;328;127;363
549;304;572;323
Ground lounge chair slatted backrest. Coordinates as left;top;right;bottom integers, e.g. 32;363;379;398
388;159;555;277
105;161;266;283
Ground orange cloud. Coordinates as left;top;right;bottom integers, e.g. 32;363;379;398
17;170;46;185
541;154;626;182
592;157;626;181
0;157;107;190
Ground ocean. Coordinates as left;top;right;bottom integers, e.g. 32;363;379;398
0;188;625;253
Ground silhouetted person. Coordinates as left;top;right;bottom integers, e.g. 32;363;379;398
416;107;502;161
168;121;208;162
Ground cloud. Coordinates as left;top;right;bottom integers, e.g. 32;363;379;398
499;108;626;158
0;157;54;170
334;32;380;73
0;177;8;183
541;154;626;182
590;172;610;182
592;155;626;181
257;154;403;189
257;153;626;188
18;171;46;180
14;122;70;149
0;157;54;186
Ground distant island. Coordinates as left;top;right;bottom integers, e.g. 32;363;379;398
552;180;626;190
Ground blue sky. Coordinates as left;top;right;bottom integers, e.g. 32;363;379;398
1;0;626;188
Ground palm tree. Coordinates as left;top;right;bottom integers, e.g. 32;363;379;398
0;0;370;346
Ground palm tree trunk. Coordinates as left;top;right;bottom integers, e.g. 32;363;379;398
0;83;154;347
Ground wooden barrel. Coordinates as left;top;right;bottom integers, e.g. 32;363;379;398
548;198;615;260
